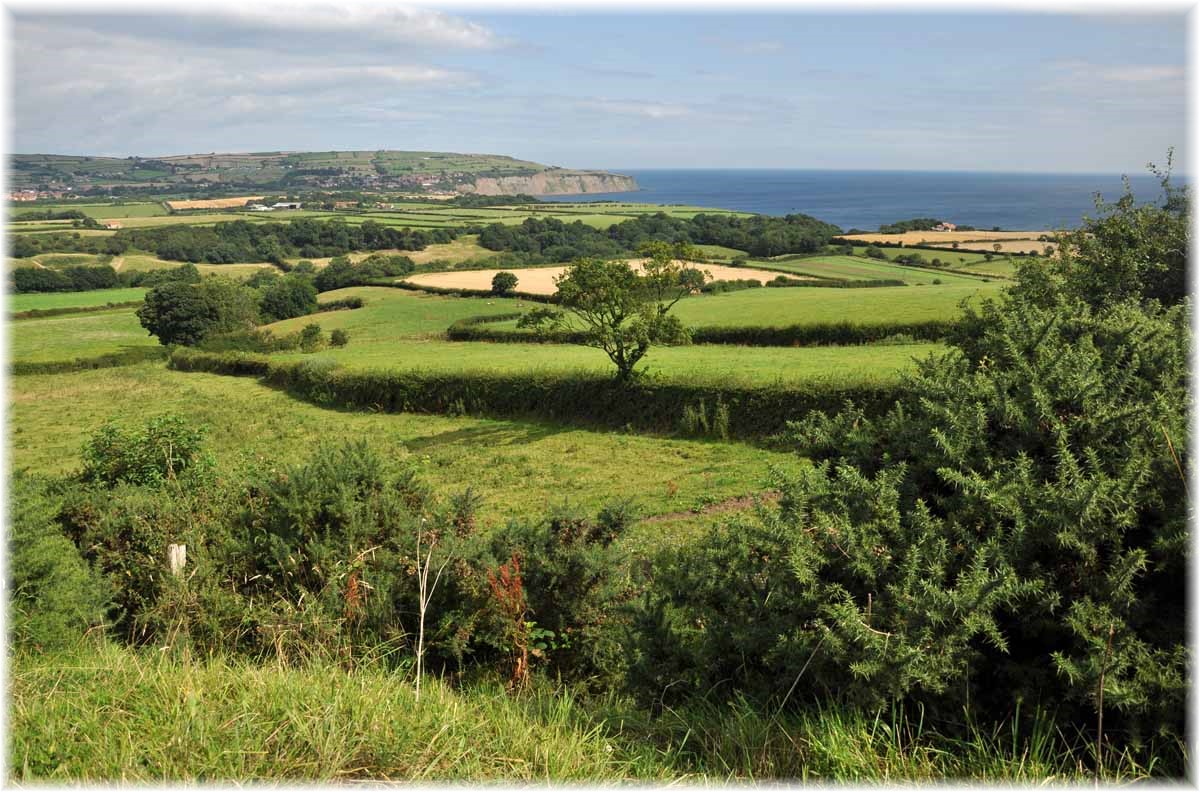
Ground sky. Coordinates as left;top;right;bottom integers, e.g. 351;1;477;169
8;5;1189;173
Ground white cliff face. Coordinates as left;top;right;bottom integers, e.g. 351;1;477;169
460;170;639;196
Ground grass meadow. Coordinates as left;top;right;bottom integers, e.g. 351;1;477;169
754;254;991;285
10;287;146;312
10;308;155;362
10;362;793;530
11;641;1146;783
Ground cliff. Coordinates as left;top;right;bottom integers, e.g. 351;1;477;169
461;169;638;196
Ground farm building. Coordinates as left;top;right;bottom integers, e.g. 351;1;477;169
272;201;302;210
932;222;958;231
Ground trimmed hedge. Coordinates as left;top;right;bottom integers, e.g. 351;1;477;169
766;275;907;289
446;313;960;347
372;279;560;304
315;296;365;312
12;346;168;376
168;348;908;442
11;300;144;321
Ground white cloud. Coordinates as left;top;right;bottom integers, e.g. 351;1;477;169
219;5;502;49
576;98;694;119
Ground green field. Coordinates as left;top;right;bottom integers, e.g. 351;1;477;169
274;336;937;387
11;362;792;528
10;308;155;363
755;255;992;285
11;202;169;219
692;243;748;260
270;287;527;338
847;245;995;267
259;287;942;386
116;254;279;279
673;282;999;326
10;288;145;313
481;280;1002;334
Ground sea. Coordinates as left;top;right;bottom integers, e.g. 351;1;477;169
539;169;1170;231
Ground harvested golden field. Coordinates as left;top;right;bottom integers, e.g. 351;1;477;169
841;230;1054;245
404;260;800;295
164;196;264;211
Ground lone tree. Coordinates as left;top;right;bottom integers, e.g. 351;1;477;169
137;277;259;346
491;271;519;296
519;241;707;381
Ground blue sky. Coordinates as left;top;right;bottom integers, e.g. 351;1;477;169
11;8;1187;173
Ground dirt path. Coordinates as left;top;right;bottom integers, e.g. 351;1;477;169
639;491;780;524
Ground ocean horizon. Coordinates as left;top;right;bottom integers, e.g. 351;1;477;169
541;168;1171;231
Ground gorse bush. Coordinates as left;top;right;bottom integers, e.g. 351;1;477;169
299;323;324;352
630;160;1190;759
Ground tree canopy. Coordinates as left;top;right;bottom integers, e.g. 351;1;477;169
519;241;706;380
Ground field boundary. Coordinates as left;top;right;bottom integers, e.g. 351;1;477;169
168;348;909;442
375;279;561;303
446;313;960;347
10;300;144;321
12;346;167;376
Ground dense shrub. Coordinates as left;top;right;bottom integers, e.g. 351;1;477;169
299;323;325;352
197;328;304;354
12;264;119;293
317;296;365;312
113;219;449;265
259;275;318;322
627;162;1190;761
766;275;906;289
330;328;350;347
491;271;519;295
700;279;762;294
478;212;842;262
137;277;260;346
81;414;211;488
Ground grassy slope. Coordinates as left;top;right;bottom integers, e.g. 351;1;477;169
259;287;942;386
848;245;994;267
11;643;1148;783
10;363;793;527
275;338;937;387
671;282;1001;327
10;309;156;363
270;287;527;338
758;255;989;285
10;288;145;312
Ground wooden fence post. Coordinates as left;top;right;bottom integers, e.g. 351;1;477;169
168;543;186;577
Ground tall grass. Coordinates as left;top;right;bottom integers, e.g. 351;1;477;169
11;643;1166;782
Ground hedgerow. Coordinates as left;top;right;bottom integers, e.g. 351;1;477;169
11;347;168;376
168;348;907;441
446;314;959;347
766;275;907;288
375;280;560;304
11;300;145;321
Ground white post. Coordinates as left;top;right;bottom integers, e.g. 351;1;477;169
168;543;186;576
